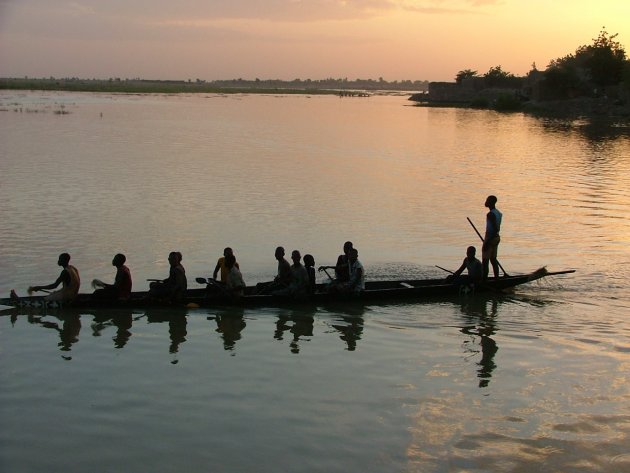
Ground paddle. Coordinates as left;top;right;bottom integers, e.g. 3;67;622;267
467;217;509;276
318;267;335;281
196;277;231;295
435;265;454;274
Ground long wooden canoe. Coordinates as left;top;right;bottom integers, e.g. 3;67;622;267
0;267;575;311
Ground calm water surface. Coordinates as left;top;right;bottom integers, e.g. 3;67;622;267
1;91;630;472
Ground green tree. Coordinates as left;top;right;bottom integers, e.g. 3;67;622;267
483;66;515;87
546;29;628;95
575;29;626;87
455;69;478;84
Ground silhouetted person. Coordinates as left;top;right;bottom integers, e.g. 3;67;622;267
92;253;132;301
256;246;292;294
274;250;310;298
482;195;502;280
213;247;240;283
303;254;316;294
225;253;246;298
28;253;80;303
319;241;353;283
337;248;365;293
446;246;483;286
149;251;187;302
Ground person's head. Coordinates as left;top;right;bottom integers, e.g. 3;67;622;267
303;254;315;267
485;195;497;209
291;250;301;265
112;253;126;267
168;251;179;266
343;241;353;254
466;246;476;259
223;247;233;257
349;248;359;261
275;246;285;260
225;254;236;268
57;253;71;267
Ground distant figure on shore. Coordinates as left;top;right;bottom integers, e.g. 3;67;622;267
213;247;240;284
92;253;133;301
319;241;353;286
224;254;246;298
28;253;81;303
446;246;483;286
303;254;316;294
149;251;187;302
482;195;502;280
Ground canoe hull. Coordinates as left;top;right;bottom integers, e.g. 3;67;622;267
1;268;575;311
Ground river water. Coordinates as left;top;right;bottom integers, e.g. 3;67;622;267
1;91;629;472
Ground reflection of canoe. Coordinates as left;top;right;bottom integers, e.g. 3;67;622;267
1;267;575;311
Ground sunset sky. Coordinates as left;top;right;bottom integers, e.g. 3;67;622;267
1;0;629;82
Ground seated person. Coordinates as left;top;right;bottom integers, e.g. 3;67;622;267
225;254;246;298
213;247;240;284
256;246;292;294
303;254;316;295
318;241;353;284
92;253;132;301
336;248;365;293
28;253;81;303
273;250;310;298
446;246;483;286
149;251;187;302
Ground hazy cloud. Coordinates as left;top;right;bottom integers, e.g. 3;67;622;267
1;0;498;26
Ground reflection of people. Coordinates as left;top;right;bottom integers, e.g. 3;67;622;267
446;246;482;286
274;310;315;354
145;310;188;359
149;252;187;302
27;313;82;357
214;311;246;351
91;312;134;349
92;253;132;301
459;298;499;388
482;195;502;280
213;247;239;283
331;314;365;351
28;253;81;303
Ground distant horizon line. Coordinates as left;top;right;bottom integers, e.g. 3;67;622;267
1;76;433;83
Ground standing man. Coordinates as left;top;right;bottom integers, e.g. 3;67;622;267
482;195;502;280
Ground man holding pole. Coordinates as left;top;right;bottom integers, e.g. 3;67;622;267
482;195;502;280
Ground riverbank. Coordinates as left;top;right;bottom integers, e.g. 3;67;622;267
0;77;426;96
0;78;340;95
411;94;630;121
